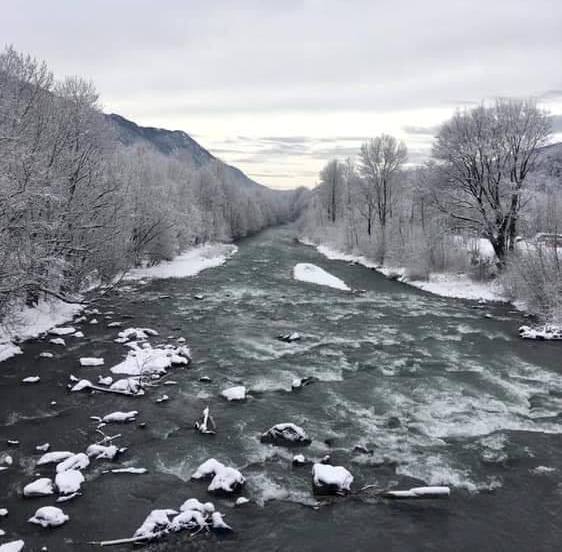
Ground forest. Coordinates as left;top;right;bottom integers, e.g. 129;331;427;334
0;46;299;324
300;100;562;324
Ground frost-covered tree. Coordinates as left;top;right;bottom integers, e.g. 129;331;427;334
432;98;551;264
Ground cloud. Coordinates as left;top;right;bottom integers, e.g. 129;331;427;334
3;0;562;189
402;125;440;136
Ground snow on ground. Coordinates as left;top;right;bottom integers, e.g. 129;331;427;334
314;244;506;302
0;299;83;363
293;263;350;291
124;243;238;281
408;272;507;302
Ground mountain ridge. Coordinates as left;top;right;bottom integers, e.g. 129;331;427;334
107;113;271;192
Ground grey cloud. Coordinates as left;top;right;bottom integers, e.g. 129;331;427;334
3;0;561;188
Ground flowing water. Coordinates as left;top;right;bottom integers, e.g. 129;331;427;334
1;226;561;551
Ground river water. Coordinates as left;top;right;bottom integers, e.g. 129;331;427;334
1;226;561;551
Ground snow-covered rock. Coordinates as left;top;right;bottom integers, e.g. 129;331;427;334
79;357;104;367
293;263;350;291
260;423;311;446
169;509;207;532
49;338;66;346
292;454;307;466
192;460;245;493
277;332;301;343
208;467;246;495
49;327;76;336
116;327;158;343
1;455;12;466
23;478;54;497
35;443;50;452
28;506;69;527
98;375;113;386
109;377;143;395
220;385;246;401
86;444;119;460
0;540;25;552
39;352;54;358
110;343;190;377
70;378;92;392
210;511;232;532
37;451;73;466
73;331;85;338
55;469;84;494
519;324;562;341
56;452;89;473
102;410;138;423
382;486;451;499
192;458;225;480
235;496;250;506
133;509;177;540
312;463;353;494
179;498;214;513
291;376;317;390
22;376;40;384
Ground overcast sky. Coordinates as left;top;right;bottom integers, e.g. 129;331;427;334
3;0;562;189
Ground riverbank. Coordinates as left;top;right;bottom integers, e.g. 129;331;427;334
1;225;561;551
0;243;238;363
300;238;507;303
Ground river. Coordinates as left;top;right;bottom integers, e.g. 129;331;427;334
1;226;561;551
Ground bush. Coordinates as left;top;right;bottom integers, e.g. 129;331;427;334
501;246;561;323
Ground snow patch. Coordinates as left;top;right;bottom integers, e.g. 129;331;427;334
293;263;350;291
125;243;238;281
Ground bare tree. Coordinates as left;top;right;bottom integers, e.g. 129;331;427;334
358;135;407;236
319;159;344;224
432;98;551;264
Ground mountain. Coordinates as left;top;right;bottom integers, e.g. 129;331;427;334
107;113;270;191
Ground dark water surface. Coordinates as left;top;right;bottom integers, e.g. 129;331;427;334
1;226;561;551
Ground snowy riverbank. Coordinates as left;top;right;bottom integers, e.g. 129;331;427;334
124;243;238;281
0;243;238;363
301;239;508;303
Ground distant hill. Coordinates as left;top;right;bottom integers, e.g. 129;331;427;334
107;113;270;191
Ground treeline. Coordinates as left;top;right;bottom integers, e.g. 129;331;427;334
301;99;561;323
0;46;295;319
